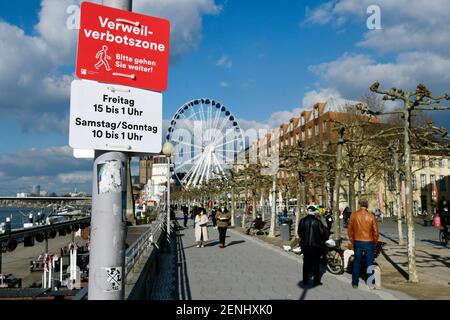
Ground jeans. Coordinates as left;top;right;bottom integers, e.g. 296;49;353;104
352;241;375;286
218;227;227;245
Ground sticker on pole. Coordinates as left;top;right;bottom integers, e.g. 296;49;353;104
105;267;122;292
76;2;170;91
69;80;162;154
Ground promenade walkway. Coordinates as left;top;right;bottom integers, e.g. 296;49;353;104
151;214;412;300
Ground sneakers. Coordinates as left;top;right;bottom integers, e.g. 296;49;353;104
196;244;200;248
201;245;205;248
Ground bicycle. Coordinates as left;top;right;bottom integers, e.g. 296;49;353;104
439;226;449;246
324;239;345;275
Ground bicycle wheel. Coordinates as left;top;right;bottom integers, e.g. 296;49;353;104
439;230;448;246
326;249;344;275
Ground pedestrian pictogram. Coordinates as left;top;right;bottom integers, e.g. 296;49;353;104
95;45;112;71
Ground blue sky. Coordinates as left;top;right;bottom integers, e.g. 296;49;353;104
0;0;449;195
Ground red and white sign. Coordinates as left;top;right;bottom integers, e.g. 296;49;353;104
76;2;170;91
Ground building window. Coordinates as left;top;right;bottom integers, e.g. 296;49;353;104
315;124;319;136
411;158;416;167
360;179;366;193
301;116;305;126
308;128;312;139
430;159;434;168
440;175;446;191
301;130;305;141
439;159;444;168
421;158;426;168
448;159;450;169
314;108;319;119
388;202;394;217
388;173;395;191
421;174;426;188
413;201;419;216
323;121;328;134
412;175;417;190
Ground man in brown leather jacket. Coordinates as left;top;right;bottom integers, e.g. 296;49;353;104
348;199;379;288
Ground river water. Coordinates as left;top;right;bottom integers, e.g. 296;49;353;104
0;207;54;230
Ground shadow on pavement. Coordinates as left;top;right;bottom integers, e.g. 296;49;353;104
225;240;245;247
380;247;409;280
175;226;192;300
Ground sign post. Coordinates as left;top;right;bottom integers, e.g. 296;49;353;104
79;0;169;300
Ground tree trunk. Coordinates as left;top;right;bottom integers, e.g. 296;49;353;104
403;103;418;282
394;148;405;246
348;171;356;213
332;141;343;242
295;180;302;236
231;187;235;227
269;174;277;238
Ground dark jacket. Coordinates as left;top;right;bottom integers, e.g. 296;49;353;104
298;214;329;249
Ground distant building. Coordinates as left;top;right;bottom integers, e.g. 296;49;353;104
17;193;30;198
139;157;153;185
31;185;41;197
40;191;49;197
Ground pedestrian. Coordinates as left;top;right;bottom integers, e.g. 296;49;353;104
324;208;333;232
192;205;198;229
195;208;209;248
347;199;379;289
211;205;218;229
182;205;189;227
343;206;351;228
215;205;231;248
298;206;329;286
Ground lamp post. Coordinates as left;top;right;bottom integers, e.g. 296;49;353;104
163;142;174;246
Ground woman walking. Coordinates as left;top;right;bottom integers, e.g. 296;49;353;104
215;205;231;248
195;207;209;248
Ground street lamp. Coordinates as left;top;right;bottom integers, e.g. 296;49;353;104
162;142;174;244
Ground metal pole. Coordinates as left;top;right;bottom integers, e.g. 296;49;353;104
87;0;132;300
88;150;128;300
166;156;171;246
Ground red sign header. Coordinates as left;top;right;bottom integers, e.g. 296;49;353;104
76;2;170;91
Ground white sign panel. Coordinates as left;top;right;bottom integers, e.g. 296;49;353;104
69;80;162;153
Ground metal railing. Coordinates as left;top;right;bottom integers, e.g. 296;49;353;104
124;212;166;275
72;211;167;300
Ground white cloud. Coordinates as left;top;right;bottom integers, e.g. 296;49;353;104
304;0;450;54
220;81;229;87
266;108;306;128
57;171;92;184
310;52;450;98
135;0;221;61
0;146;92;195
216;55;233;69
302;88;342;108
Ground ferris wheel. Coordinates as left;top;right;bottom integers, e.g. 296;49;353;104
166;98;244;189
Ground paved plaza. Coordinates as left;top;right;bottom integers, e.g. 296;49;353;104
151;214;412;300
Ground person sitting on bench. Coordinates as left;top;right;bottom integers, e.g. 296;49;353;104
246;214;265;235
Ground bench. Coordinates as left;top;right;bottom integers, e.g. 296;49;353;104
247;221;268;236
